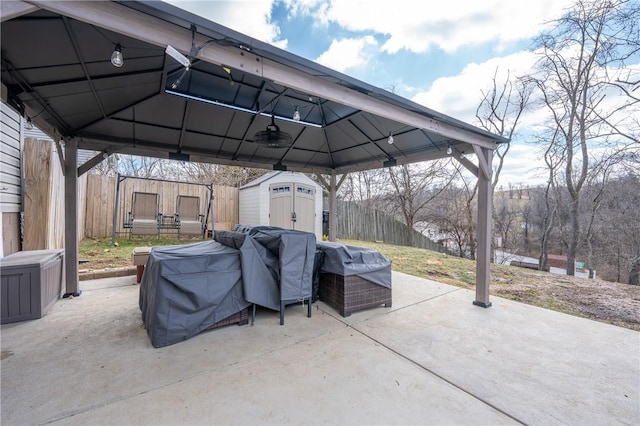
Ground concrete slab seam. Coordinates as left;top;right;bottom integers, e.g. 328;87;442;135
348;319;528;425
315;287;465;327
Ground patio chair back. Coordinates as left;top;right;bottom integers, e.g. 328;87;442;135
176;195;200;221
130;192;159;237
176;195;204;237
132;192;159;220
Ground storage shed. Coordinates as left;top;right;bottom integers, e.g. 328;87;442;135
239;172;322;239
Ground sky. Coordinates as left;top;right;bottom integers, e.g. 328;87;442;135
163;0;584;188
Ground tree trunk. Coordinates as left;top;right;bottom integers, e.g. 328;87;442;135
629;242;640;285
628;259;639;285
566;197;579;276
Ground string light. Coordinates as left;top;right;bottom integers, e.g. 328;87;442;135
111;43;123;67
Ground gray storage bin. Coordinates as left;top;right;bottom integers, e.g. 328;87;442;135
1;249;65;324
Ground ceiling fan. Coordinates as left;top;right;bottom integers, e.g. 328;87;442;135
254;113;293;148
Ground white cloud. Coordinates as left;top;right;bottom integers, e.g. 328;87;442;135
164;0;287;48
411;51;538;123
305;0;574;54
314;36;378;72
409;50;553;188
497;143;549;189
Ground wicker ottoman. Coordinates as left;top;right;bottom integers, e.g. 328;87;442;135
205;308;249;330
320;273;392;317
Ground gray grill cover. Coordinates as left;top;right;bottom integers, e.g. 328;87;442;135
214;230;280;311
139;241;249;348
316;242;392;289
233;225;315;303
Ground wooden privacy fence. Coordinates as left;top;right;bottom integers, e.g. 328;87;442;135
23;138;87;250
20;138;439;249
85;174;239;239
337;200;447;253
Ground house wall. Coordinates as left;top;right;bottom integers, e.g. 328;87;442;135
1;101;22;257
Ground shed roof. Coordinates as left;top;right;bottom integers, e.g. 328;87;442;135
240;171;321;190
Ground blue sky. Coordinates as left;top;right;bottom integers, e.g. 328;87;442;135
162;0;600;188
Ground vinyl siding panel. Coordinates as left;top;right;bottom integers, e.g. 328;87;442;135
1;102;22;213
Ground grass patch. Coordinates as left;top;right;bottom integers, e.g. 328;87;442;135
78;236;638;331
339;239;476;289
79;236;205;269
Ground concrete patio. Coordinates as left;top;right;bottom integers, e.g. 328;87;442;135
1;271;638;425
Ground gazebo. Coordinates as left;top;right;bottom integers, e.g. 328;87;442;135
0;0;508;307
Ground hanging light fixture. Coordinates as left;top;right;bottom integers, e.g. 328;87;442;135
446;145;453;155
111;43;124;67
170;68;189;90
293;106;301;122
254;114;293;148
387;132;394;145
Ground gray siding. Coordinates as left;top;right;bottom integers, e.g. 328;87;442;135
1;102;22;213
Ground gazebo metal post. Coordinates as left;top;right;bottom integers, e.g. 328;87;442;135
316;171;346;242
473;146;493;307
111;174;125;246
206;183;214;239
63;137;80;298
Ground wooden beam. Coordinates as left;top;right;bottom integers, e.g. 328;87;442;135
1;1;38;22
54;137;65;177
455;154;479;178
472;144;491;181
78;151;109;177
315;173;329;190
30;0;498;151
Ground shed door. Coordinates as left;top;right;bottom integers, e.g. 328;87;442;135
269;184;293;229
269;183;315;233
294;184;315;233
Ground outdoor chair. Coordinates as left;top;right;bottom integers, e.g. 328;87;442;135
232;225;315;325
176;195;205;238
129;192;160;238
139;241;250;348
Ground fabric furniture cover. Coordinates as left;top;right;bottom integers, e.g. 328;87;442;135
316;242;392;288
316;242;392;317
232;225;316;323
139;241;250;348
214;230;280;311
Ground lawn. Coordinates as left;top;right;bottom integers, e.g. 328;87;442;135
79;236;640;331
79;236;205;270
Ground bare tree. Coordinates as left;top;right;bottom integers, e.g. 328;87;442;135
493;200;518;250
338;169;387;209
536;132;564;271
116;154;163;178
529;0;640;275
385;161;454;245
476;68;533;191
593;169;640;284
88;153;119;176
428;169;478;258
